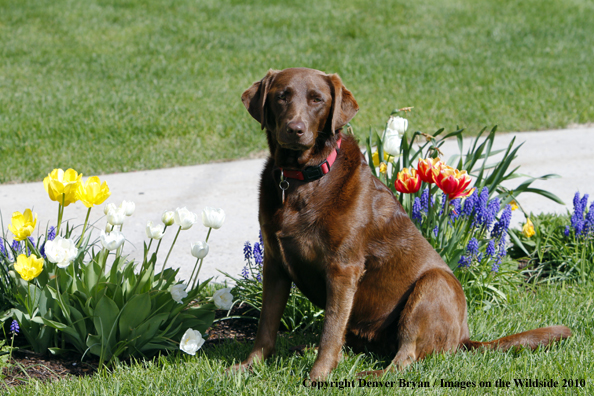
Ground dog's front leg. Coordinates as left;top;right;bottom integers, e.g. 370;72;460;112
231;257;291;371
309;264;361;380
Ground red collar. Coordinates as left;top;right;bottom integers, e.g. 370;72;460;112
280;137;342;182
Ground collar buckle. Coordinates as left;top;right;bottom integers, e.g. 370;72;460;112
302;162;327;182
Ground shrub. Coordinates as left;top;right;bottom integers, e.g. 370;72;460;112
509;192;594;283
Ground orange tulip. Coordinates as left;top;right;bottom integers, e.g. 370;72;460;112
435;166;475;200
417;158;442;184
395;168;422;194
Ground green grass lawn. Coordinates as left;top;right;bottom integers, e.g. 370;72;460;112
1;0;593;183
5;281;593;395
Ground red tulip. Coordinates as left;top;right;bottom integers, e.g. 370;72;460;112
434;166;475;200
417;157;442;184
395;168;422;194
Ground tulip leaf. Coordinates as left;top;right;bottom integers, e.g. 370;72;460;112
41;317;80;341
93;295;119;350
118;293;151;340
130;312;168;348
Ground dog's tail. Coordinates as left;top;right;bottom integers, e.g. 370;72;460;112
461;325;571;352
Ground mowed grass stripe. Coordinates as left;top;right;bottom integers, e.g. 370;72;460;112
1;0;593;183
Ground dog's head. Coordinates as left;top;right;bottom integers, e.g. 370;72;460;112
242;68;358;167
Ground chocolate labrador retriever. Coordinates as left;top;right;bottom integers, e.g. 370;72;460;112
234;67;570;379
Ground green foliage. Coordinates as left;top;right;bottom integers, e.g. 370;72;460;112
2;180;220;365
2;0;594;183
8;229;215;364
224;238;324;332
509;211;594;283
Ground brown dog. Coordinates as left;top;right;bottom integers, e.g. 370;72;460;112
234;67;571;379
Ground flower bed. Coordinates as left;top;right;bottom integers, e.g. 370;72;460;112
0;169;231;365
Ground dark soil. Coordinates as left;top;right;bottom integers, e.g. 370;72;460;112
1;303;260;388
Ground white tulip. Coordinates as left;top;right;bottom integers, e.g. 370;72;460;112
161;211;175;226
383;134;402;157
105;223;114;233
100;230;125;251
191;241;209;259
106;207;126;226
120;200;135;216
173;207;197;230
386;116;408;136
170;283;188;304
179;328;204;355
44;236;78;268
382;116;408;157
213;288;234;310
146;221;165;240
201;207;225;229
104;202;116;216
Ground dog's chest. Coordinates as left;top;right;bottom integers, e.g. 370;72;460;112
273;206;330;307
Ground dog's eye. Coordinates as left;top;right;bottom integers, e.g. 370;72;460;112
312;97;323;103
278;93;286;101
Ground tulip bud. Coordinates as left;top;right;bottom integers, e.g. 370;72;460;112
174;207;198;230
201;207;225;229
146;221;165;240
106;207;126;226
162;211;175;226
386;116;408;136
383;116;407;157
395;168;422;194
120;200;135;216
191;241;209;259
170;283;188;304
104;202;116;216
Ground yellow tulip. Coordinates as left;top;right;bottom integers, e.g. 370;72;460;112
372;151;390;167
379;163;388;174
8;209;37;241
76;176;111;208
522;218;535;238
14;254;44;281
43;168;82;207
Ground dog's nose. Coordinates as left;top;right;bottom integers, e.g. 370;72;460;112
286;121;305;136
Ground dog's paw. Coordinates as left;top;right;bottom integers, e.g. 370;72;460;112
309;363;334;381
226;362;251;375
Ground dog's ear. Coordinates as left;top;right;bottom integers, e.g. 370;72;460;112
325;73;359;134
242;69;279;130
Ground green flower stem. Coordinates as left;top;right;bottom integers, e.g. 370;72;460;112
188;257;200;287
115;223;125;258
154;225;168;256
160;226;181;279
77;207;92;248
56;194;65;236
190;228;212;288
24;237;40;258
143;239;154;264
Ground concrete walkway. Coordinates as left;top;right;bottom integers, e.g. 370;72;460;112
1;127;593;284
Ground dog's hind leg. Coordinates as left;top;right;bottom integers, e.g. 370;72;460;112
357;267;468;377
